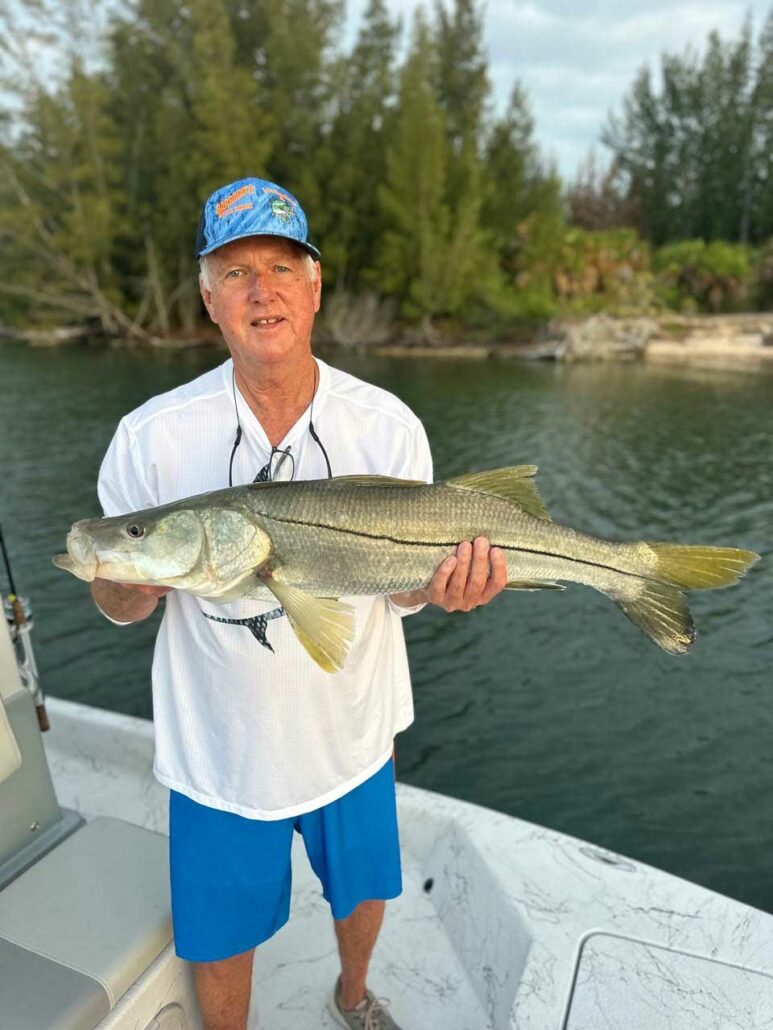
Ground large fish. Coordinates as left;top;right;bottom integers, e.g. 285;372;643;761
54;466;758;672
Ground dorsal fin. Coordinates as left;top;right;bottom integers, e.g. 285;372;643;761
447;466;551;521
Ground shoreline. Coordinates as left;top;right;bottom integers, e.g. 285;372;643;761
3;312;773;373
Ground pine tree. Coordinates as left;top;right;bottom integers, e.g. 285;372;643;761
316;0;400;288
374;12;449;328
432;0;491;312
604;15;773;246
229;0;344;212
481;84;563;282
0;61;133;333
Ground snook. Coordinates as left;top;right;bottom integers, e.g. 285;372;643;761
54;466;759;672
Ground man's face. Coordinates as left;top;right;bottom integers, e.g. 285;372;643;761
199;236;321;368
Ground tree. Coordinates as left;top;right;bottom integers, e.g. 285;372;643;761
604;15;773;246
373;13;450;328
481;84;563;282
566;150;639;231
432;0;491;308
0;61;136;333
226;0;344;210
315;0;401;289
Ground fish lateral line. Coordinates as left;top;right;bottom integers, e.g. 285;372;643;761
251;510;652;583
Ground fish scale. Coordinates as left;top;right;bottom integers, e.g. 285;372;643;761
239;479;644;596
54;467;759;671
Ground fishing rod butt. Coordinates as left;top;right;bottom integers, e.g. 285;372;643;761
36;702;50;733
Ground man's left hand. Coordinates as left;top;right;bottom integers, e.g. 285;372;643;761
390;537;508;612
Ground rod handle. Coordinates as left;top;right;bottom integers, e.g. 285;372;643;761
35;702;50;733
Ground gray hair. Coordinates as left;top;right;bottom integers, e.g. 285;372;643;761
198;249;318;289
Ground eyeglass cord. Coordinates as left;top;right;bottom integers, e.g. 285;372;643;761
228;362;332;486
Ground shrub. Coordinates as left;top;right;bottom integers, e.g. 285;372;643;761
549;228;655;315
652;240;752;313
752;238;773;311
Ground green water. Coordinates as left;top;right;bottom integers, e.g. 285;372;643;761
1;342;771;910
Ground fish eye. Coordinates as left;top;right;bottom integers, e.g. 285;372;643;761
126;523;145;539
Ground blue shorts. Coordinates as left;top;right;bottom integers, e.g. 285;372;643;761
168;759;402;962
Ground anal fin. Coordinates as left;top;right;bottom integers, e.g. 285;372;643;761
612;580;695;655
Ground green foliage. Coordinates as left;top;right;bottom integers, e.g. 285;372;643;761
604;15;773;247
652;240;753;312
504;225;655;317
0;56;130;332
752;238;773;310
3;0;768;337
373;13;450;324
552;229;654;314
314;0;400;290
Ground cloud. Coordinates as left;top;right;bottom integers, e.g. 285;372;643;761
343;0;770;179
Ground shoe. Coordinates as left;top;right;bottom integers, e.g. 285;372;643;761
328;976;402;1029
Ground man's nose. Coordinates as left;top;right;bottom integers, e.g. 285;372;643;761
246;271;276;302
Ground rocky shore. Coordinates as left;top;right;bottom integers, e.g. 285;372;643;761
373;313;773;372
504;313;773;371
4;313;773;372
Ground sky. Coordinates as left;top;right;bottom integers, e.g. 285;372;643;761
346;0;772;181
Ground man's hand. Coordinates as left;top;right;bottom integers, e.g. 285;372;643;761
390;537;508;612
131;585;174;597
90;579;172;624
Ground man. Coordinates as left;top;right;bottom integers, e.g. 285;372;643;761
91;177;507;1030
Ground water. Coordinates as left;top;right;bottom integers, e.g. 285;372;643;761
1;342;771;910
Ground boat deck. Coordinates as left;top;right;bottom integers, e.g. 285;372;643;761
42;697;494;1029
41;696;773;1029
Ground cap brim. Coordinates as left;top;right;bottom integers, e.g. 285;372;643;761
198;229;320;261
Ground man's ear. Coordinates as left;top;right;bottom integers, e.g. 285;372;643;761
199;276;219;325
313;261;322;313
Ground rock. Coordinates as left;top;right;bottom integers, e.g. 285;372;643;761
545;315;658;362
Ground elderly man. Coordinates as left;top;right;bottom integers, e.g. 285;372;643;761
91;177;506;1030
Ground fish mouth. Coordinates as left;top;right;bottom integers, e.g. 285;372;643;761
54;529;99;582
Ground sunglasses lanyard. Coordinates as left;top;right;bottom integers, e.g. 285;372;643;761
227;363;332;487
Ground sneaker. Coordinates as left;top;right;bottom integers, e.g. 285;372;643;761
328;977;402;1029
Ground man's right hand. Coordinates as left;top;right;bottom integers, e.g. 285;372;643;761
90;579;172;624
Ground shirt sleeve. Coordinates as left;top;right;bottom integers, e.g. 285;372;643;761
388;417;434;616
94;419;157;626
98;419;158;517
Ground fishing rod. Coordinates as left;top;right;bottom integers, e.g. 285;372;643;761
0;522;49;732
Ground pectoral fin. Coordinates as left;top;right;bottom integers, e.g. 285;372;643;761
262;578;355;673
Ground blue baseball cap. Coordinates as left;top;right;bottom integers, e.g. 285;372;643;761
195;177;320;260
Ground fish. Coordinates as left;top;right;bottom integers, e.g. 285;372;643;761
53;466;759;672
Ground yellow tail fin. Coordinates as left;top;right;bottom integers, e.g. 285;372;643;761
648;544;759;590
607;543;758;654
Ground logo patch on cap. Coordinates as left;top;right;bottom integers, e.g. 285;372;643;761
216;184;256;219
270;198;293;221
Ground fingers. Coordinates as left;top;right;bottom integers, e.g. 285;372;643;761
428;538;507;612
426;553;459;606
446;539;477;610
120;583;173;597
478;545;508;604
